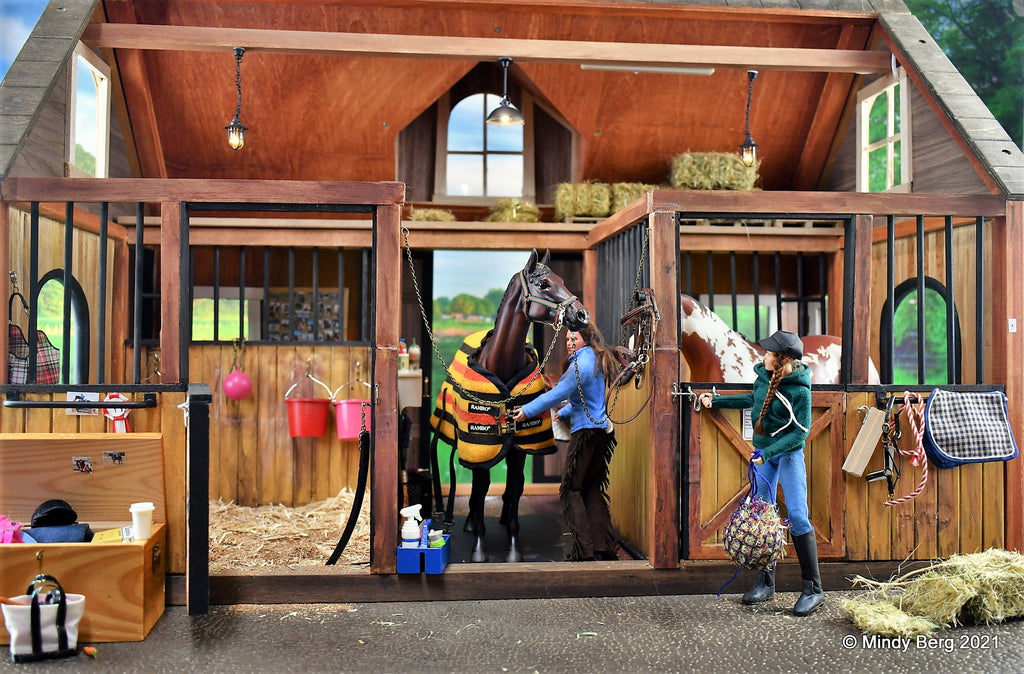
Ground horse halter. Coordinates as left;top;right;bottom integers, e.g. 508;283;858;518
518;266;585;329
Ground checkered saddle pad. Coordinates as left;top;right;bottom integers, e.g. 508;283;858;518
923;389;1019;468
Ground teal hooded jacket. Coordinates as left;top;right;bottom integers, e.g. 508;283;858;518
710;361;811;463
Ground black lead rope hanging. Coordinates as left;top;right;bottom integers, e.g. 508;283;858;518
326;402;371;566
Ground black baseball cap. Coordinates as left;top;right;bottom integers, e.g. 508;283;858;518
757;330;803;359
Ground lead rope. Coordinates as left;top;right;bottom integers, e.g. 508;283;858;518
326;402;371;565
884;392;929;507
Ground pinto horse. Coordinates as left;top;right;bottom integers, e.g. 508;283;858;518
679;294;879;384
430;249;589;562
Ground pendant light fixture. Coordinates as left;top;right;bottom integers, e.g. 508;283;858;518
225;47;248;150
740;69;758;167
486;57;525;126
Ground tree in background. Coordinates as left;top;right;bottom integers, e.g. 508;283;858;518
906;0;1024;147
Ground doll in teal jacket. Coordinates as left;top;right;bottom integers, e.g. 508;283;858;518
699;329;824;617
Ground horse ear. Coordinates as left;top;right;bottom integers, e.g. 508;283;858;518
541;249;551;266
526;248;539;269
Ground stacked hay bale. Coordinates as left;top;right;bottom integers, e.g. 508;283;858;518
611;182;660;213
669;151;759;191
554;182;611;222
486;198;541;223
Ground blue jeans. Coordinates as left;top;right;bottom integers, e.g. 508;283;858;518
751;448;812;537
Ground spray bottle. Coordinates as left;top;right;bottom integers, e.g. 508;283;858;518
399;503;423;548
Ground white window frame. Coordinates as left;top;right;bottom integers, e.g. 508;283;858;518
67;42;111;178
432;91;536;205
856;67;912;193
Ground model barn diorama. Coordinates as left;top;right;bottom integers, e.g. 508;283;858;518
2;0;1023;645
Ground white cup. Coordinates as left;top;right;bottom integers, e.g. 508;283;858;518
130;501;155;541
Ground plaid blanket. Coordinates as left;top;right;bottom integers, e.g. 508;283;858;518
430;330;555;468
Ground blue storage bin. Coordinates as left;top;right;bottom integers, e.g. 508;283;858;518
396;535;450;574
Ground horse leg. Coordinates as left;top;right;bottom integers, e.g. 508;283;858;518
500;451;526;563
465;468;490;563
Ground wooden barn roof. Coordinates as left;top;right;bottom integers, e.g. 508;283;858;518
1;0;1022;198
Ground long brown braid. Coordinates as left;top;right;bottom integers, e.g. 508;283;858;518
754;352;797;435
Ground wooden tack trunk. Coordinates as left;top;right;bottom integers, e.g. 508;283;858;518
0;433;167;644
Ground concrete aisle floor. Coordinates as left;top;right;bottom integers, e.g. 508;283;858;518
4;591;1023;673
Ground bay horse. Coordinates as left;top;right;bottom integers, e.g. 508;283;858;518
679;293;879;384
430;249;589;562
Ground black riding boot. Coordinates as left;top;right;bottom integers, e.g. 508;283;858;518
792;531;824;616
741;565;775;605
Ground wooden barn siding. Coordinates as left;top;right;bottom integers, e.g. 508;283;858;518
843;392;1005;561
606;380;652;555
823;80;990;195
132;344;372;508
8;208;121;383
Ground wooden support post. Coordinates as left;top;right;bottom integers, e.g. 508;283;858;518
995;201;1024;550
372;203;402;574
648;210;680;568
159;202;182;383
847;214;873;383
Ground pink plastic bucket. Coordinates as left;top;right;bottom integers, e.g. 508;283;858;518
334;399;371;440
286;398;331;438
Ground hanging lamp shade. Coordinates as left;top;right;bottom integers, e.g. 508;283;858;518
486;57;525;126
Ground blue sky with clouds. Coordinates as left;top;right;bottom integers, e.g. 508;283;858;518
1;0;46;79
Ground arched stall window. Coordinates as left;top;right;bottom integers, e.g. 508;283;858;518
36;270;91;384
879;276;961;385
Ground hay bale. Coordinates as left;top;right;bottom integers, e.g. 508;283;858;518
409;207;456;222
842;599;939;638
554;182;612;220
487;197;540;223
846;548;1024;635
554;183;575;221
611;182;659;212
668;151;759;191
590;183;611;217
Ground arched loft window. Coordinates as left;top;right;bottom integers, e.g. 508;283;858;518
446;93;524;198
36;270;90;384
396;62;571;204
879;276;961;385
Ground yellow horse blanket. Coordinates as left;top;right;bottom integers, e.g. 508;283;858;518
430;330;556;469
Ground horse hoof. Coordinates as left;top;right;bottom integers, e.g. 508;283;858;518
505;549;523;563
471;549;488;563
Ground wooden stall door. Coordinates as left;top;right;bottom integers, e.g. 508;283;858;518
687;390;845;560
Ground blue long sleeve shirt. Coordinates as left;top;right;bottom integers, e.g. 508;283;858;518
519;346;607;433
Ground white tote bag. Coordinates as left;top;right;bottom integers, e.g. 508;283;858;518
2;574;84;663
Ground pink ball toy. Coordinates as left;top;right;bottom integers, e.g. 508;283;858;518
223;369;253;400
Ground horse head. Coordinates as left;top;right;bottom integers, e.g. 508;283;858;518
521;248;589;331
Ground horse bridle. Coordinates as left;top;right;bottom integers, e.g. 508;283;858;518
519;266;578;329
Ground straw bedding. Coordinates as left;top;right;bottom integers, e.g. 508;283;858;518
843;548;1024;637
209;490;371;572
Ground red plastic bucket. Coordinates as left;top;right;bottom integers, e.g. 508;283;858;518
334;399;371;440
286;398;331;438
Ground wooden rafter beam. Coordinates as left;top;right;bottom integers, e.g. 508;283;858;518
82;23;892;74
